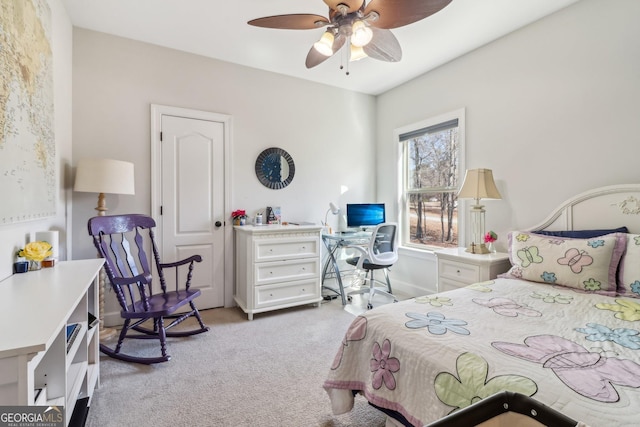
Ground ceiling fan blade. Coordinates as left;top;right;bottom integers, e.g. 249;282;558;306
248;14;330;30
323;0;365;14
305;34;346;68
363;28;402;62
365;0;452;29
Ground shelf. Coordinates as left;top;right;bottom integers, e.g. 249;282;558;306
49;396;65;406
0;259;103;426
34;387;47;405
66;361;88;406
87;321;98;342
66;323;87;371
86;364;99;401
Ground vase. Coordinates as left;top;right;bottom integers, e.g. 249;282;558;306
487;242;496;253
29;260;42;271
240;217;246;226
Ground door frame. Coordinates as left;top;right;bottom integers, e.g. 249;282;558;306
150;104;234;308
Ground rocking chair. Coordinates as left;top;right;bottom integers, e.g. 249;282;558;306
88;214;209;364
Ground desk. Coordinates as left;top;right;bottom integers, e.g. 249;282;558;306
322;231;372;305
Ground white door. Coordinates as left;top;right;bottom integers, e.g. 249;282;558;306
158;114;226;309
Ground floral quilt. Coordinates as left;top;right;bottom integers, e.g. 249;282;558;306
323;278;640;426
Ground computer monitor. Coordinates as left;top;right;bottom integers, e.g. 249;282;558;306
346;203;385;229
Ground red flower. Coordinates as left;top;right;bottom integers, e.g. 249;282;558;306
484;231;498;243
231;209;246;219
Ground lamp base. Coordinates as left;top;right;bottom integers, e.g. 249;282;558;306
100;326;117;341
466;242;490;254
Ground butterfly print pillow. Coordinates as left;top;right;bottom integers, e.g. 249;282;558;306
504;232;626;296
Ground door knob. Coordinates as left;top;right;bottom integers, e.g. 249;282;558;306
215;221;222;227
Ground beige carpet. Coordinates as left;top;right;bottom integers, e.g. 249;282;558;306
85;295;389;427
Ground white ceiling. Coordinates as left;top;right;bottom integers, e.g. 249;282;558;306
60;0;580;96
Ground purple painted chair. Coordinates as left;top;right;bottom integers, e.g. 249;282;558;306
88;214;209;364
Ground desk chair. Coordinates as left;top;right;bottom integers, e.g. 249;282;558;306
345;223;399;309
88;214;209;364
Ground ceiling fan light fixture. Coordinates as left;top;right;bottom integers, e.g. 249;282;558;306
350;20;373;47
313;31;334;56
349;44;368;62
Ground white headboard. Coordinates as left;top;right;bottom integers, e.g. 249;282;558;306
527;184;640;234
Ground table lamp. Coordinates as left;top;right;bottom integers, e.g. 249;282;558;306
457;168;501;254
74;158;135;340
324;202;340;234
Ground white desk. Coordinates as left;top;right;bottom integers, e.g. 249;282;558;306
321;231;372;305
0;259;103;426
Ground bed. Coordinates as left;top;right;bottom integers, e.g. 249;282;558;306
323;184;640;426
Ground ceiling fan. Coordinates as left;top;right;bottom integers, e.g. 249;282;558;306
248;0;453;70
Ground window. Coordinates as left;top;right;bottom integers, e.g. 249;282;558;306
397;109;465;250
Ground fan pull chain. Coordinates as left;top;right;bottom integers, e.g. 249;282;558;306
342;40;350;76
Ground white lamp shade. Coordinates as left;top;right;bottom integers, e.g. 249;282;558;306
457;169;501;201
74;158;135;195
351;20;373;47
313;31;334;56
349;45;368;62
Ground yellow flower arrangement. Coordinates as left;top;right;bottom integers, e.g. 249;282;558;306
19;241;53;262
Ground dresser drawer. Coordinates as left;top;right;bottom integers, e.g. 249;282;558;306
255;278;320;309
255;258;319;285
439;259;480;284
255;237;319;262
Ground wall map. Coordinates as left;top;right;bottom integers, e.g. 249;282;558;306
0;0;55;223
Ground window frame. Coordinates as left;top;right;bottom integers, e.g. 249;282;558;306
395;108;466;251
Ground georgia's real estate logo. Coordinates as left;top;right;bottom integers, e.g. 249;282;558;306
0;406;64;427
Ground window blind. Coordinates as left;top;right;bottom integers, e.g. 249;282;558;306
398;119;458;142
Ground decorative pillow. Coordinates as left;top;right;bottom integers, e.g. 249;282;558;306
617;233;640;298
505;231;626;295
533;226;628;239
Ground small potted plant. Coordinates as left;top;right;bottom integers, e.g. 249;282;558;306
232;209;247;226
484;231;498;253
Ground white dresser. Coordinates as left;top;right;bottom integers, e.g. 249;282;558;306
435;247;511;292
234;224;323;320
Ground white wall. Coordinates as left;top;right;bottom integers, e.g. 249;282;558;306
7;0;633;301
0;0;73;281
71;29;377;314
377;0;640;294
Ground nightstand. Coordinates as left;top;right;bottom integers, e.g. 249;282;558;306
435;248;511;292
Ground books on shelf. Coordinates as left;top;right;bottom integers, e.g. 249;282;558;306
88;312;99;329
66;323;81;353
